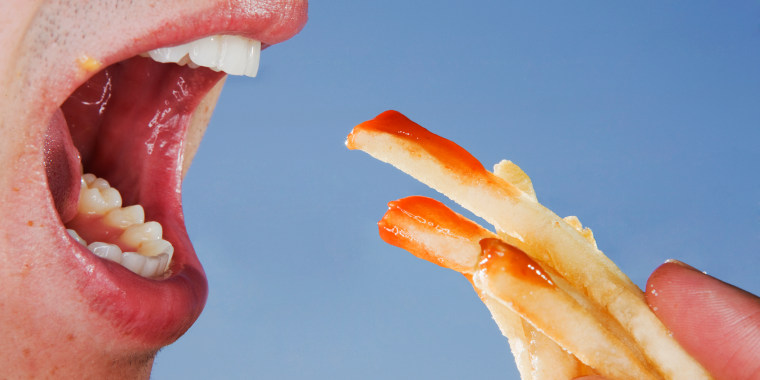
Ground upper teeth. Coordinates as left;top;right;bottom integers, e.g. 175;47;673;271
146;35;261;77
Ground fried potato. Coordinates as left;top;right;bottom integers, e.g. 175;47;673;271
381;196;594;379
348;110;711;379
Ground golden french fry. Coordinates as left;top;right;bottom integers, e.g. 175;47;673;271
348;110;712;379
379;196;492;273
519;317;596;379
379;197;535;379
480;287;594;380
380;196;595;379
481;295;535;380
476;238;656;380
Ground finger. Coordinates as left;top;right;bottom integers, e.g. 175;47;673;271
646;261;760;380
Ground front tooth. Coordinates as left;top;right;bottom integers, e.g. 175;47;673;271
243;39;261;77
146;35;261;77
120;221;163;248
212;35;260;77
188;35;222;69
104;205;146;229
148;42;192;63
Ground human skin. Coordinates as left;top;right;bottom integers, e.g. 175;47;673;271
0;0;306;378
578;261;760;380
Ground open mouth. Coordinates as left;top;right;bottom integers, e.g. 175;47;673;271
17;1;308;348
56;43;239;280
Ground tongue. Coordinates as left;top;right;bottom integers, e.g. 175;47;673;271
44;109;82;224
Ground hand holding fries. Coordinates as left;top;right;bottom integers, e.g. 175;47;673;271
347;110;713;380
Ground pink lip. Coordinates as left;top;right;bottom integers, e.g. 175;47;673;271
25;0;308;348
53;0;309;108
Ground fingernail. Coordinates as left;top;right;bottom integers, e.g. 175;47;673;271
664;259;701;273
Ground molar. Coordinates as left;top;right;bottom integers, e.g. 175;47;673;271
65;173;175;278
78;175;122;215
104;205;145;229
120;221;163;248
78;187;122;215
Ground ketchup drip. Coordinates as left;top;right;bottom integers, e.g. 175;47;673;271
479;238;555;289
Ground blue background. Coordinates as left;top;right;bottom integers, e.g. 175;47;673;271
154;2;760;378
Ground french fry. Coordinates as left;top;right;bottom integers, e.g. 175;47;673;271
518;317;595;379
487;300;535;380
380;196;594;379
476;238;656;380
492;160;598;378
348;110;712;379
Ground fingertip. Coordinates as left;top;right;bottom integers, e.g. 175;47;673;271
646;260;760;380
645;260;701;310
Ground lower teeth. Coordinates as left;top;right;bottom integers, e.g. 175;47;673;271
66;173;174;278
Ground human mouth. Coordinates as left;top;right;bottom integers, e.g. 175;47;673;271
12;0;308;348
60;34;265;280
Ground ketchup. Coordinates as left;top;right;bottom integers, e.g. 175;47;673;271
380;196;487;247
378;196;491;272
347;110;487;177
479;238;555;289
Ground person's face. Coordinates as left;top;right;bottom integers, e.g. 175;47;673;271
0;0;307;377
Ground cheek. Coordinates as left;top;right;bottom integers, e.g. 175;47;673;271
0;0;42;76
182;77;226;176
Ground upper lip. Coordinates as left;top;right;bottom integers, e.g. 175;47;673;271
25;0;307;346
48;0;308;110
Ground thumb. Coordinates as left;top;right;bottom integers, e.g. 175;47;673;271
645;260;760;380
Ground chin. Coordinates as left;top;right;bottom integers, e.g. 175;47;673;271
0;0;307;367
